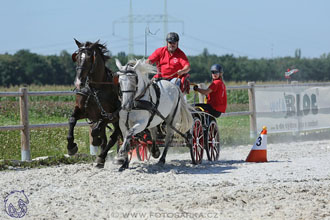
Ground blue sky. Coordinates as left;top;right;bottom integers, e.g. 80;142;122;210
1;0;330;58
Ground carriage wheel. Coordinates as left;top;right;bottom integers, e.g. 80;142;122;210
205;120;220;161
189;117;204;164
136;143;151;161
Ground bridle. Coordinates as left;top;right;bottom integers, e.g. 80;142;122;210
75;47;96;85
117;70;139;99
74;47;117;86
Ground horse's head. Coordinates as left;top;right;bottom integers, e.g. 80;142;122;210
115;59;142;111
72;39;109;89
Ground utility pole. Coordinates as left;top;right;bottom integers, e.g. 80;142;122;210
128;0;134;59
112;0;184;57
163;0;168;44
271;43;274;59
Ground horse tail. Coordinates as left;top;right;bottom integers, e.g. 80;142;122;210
176;92;194;133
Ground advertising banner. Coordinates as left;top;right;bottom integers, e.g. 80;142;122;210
255;85;330;133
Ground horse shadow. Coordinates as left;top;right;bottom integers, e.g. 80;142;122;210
132;159;246;175
130;158;285;174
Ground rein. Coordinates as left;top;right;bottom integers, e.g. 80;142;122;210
83;81;117;122
154;71;178;81
134;78;155;101
89;80;116;85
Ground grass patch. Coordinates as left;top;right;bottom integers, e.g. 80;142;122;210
0;99;74;125
218;115;252;146
0;154;95;171
0;127;91;161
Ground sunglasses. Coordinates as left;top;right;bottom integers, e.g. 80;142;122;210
211;71;220;74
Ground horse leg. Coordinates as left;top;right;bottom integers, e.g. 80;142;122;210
115;136;131;171
158;126;174;165
91;120;106;146
94;125;107;168
91;120;103;136
149;127;160;158
118;156;129;172
67;116;78;156
116;122;146;170
96;124;121;168
116;131;133;163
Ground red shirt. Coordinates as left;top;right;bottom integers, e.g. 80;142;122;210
148;46;190;79
207;79;227;113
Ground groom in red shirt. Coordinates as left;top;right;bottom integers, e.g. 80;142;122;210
146;32;190;86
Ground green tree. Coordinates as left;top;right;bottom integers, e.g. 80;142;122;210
0;54;25;86
14;50;51;84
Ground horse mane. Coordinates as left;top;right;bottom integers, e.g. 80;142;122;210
84;41;111;62
128;59;157;85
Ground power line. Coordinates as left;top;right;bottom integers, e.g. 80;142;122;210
184;34;253;57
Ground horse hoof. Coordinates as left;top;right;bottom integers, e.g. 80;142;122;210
113;156;125;165
118;163;129;172
95;157;105;168
157;159;165;165
68;144;78;156
112;160;123;165
151;148;161;159
96;163;105;168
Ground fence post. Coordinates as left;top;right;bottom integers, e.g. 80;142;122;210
248;82;257;138
19;87;31;161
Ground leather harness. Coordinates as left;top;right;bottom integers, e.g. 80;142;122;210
133;82;161;128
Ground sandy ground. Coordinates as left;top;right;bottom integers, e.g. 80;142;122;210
1;139;330;220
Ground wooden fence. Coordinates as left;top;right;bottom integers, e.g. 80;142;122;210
0;84;256;161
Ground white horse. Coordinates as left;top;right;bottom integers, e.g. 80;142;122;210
115;59;193;170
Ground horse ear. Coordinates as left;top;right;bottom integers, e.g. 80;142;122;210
72;52;78;62
74;38;83;48
115;58;123;71
91;40;100;49
132;59;141;70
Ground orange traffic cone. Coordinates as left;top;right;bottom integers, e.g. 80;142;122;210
246;126;268;162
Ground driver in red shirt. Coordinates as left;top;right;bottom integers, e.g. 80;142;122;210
193;64;227;118
146;32;190;87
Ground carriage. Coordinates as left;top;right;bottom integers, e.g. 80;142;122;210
129;106;221;165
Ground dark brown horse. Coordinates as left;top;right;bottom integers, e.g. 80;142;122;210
67;39;121;168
